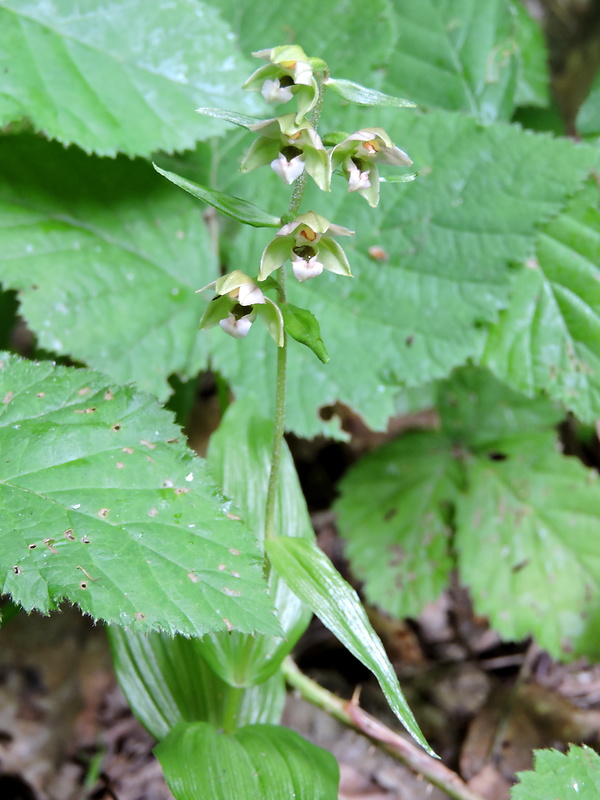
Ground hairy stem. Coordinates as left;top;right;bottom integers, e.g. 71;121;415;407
282;657;486;800
263;78;327;543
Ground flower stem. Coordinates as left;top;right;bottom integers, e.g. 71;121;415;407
263;77;328;544
282;657;485;800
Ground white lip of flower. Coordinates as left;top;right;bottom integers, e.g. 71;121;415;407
346;159;372;191
291;253;324;282
219;313;253;339
270;152;305;184
261;78;294;104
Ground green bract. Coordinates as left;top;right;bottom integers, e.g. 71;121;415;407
331;128;412;207
241;115;330;190
258;212;354;282
243;45;319;123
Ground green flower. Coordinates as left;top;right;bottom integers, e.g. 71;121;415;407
243;45;319;123
241;114;330;191
331;128;412;207
198;270;284;345
259;212;354;283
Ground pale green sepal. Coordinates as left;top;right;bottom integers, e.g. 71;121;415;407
259;236;294;280
199;295;233;330
281;304;330;364
326;78;417;108
303;145;331;192
240;137;280;174
318;239;353;277
152;165;280;228
256;298;285;346
265;537;435;756
195;108;261;129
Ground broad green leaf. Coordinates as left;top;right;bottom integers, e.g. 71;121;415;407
325;78;416;108
512;2;551;108
0;0;258;156
483;180;600;423
512;746;600;800
109;628;285;741
456;432;600;658
265;537;433;754
336;431;460;619
153;165;281;228
0;135;215;401
281;303;329;364
0;354;280;638
577;68;600;138
209;109;596;437
438;367;563;450
208;0;398;84
199;397;313;686
156;722;339;800
384;0;519;120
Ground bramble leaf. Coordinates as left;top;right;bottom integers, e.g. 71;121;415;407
0;0;258;156
512;745;600;800
0;354;279;638
483;180;600;423
0;135;215;402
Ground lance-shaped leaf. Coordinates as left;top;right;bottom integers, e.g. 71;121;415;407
456;432;600;659
196;108;262;129
512;746;600;800
156;722;339;800
0;0;258;156
109;628;286;741
0;354;280;638
154;165;281;228
326;78;416;108
265;537;433;754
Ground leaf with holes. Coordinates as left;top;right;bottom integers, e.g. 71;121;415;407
456;432;600;658
207;109;596;437
335;431;460;619
0;0;258;156
483;180;600;423
383;0;519;120
0;135;216;402
0;353;279;638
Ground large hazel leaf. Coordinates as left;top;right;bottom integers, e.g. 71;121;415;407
0;353;279;638
0;135;215;402
384;0;519;120
335;431;460;619
483;180;600;423
0;0;257;156
156;722;339;800
109;628;285;741
209;110;596;437
512;746;600;800
265;537;433;754
455;432;600;658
